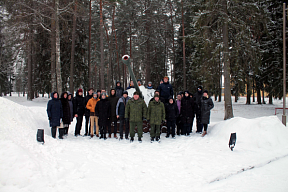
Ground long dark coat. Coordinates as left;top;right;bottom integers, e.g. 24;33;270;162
73;92;85;116
95;98;111;127
85;94;93;116
47;92;63;127
200;96;214;124
60;92;71;125
165;99;179;121
180;96;195;124
115;82;124;98
107;89;119;122
68;93;74;122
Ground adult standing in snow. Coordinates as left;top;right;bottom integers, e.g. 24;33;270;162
194;86;203;134
60;92;71;139
97;90;101;99
165;96;179;138
125;91;147;142
86;92;100;138
146;82;153;89
180;91;195;136
84;88;94;136
176;93;182;135
115;81;124;98
158;76;173;104
107;89;119;138
147;94;165;142
126;80;135;90
149;90;161;103
200;90;214;137
95;92;111;139
67;92;74;135
73;89;85;136
47;92;63;139
116;91;131;140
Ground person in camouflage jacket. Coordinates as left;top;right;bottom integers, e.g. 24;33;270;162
147;94;165;142
124;91;147;142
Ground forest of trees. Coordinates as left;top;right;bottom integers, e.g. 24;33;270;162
0;0;287;119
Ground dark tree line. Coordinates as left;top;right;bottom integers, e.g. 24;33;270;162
0;0;287;120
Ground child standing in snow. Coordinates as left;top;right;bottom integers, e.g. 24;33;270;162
47;92;63;139
200;90;214;137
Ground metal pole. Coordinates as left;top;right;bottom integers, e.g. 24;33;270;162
283;3;287;126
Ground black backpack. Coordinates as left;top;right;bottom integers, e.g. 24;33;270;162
37;129;45;144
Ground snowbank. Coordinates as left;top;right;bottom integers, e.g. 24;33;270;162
1;96;288;192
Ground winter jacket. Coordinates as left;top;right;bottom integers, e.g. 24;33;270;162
85;94;93;116
60;92;71;125
68;92;74;122
147;99;165;125
47;92;63;127
86;97;100;114
125;98;147;122
126;85;135;90
180;96;195;124
73;92;86;116
95;97;111;127
165;99;179;121
116;96;131;117
194;87;203;114
115;82;124;98
107;89;119;122
200;96;214;124
158;82;174;100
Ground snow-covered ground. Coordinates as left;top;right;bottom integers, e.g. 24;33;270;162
0;93;288;192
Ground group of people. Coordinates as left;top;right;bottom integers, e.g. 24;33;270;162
46;76;214;142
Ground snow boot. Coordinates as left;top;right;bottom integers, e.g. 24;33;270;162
165;134;169;138
119;136;123;140
151;137;155;143
114;133;118;139
108;133;112;138
125;135;129;140
96;134;99;137
138;137;142;143
156;136;160;142
201;131;207;137
130;137;134;143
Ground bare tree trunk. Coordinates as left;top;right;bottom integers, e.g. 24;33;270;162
169;0;175;90
100;0;104;89
181;0;186;90
94;44;98;88
262;87;266;104
88;0;92;88
55;0;62;94
246;74;251;104
269;94;273;104
70;0;77;95
252;78;255;102
112;5;120;81
51;0;56;92
222;0;233;120
27;32;33;101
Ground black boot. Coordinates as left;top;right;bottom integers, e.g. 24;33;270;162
51;127;57;138
125;135;129;140
151;137;155;143
156;136;160;142
58;128;64;139
130;137;134;142
138;137;142;143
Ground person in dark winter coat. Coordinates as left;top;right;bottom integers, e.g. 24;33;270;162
95;92;111;139
84;88;94;136
146;82;153;89
116;91;131;140
180;91;195;136
165;96;179;138
126;80;135;90
176;93;182;135
158;76;173;104
200;90;214;137
60;92;71;138
73;89;86;136
115;81;124;98
67;92;74;135
107;89;119;138
194;85;203;133
147;94;165;142
47;92;63;139
125;91;147;142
